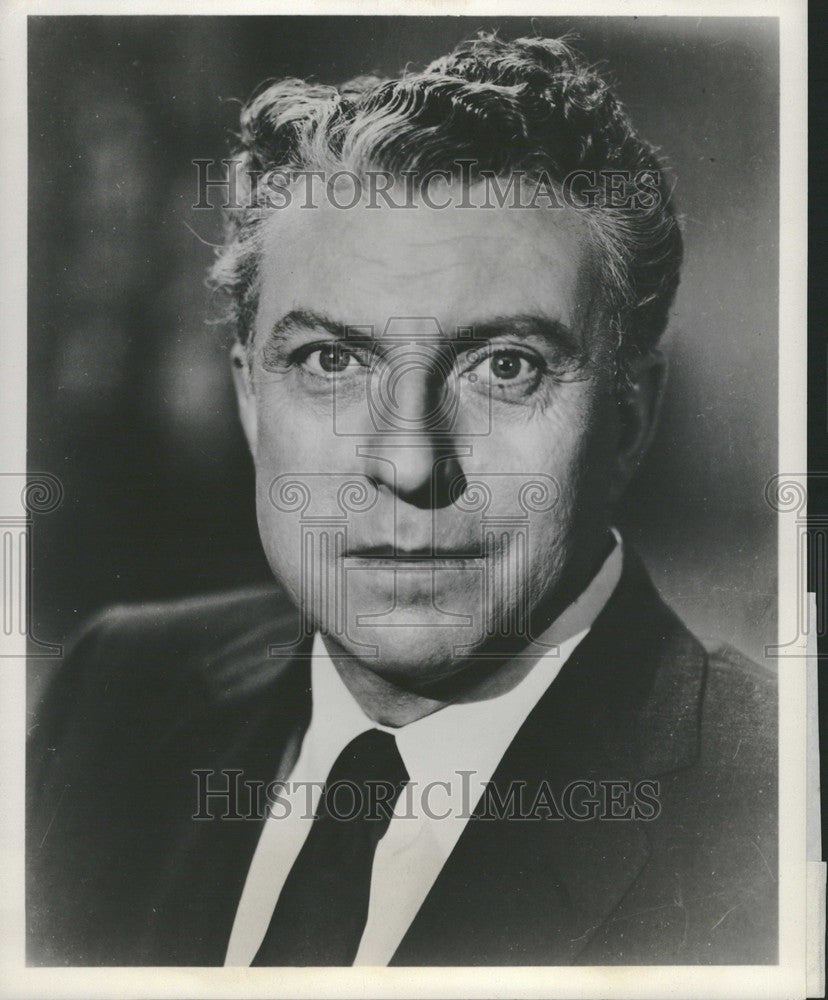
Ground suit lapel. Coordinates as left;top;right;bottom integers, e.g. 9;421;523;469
391;554;707;965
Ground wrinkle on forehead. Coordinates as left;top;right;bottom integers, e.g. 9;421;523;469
254;183;596;347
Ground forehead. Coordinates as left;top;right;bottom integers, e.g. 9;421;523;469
254;179;594;338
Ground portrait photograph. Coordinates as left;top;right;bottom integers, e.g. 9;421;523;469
0;3;813;999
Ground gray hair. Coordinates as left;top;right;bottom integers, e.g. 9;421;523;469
209;33;683;379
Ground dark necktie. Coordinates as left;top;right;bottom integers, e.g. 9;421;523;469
251;728;409;966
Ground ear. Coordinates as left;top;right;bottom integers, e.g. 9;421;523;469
230;341;258;455
608;350;667;504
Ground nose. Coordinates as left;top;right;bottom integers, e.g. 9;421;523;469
364;442;464;510
360;350;465;509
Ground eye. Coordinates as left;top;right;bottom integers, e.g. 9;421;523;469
489;352;526;381
301;343;364;377
465;349;541;393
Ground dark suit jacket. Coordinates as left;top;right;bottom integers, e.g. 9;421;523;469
27;554;777;966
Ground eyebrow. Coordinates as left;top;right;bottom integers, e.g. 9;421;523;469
464;314;583;358
265;309;582;358
267;309;346;344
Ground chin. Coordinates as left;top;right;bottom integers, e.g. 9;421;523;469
327;621;484;686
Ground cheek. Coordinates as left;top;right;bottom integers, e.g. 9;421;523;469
249;396;317;594
253;385;337;471
466;390;598;484
467;389;611;558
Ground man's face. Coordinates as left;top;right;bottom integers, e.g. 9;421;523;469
235;179;625;685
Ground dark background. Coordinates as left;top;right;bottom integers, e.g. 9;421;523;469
27;15;779;688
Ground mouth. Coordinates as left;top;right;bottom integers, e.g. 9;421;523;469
344;544;484;565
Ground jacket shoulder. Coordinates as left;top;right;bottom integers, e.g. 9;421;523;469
35;583;297;705
699;639;777;761
28;585;302;786
84;583;297;657
53;583;300;688
702;638;777;682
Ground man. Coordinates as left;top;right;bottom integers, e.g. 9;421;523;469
28;33;777;966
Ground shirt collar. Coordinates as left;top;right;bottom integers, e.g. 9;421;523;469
306;530;623;795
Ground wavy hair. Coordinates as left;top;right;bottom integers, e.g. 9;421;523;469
208;33;683;376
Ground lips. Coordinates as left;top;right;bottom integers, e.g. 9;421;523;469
344;543;483;560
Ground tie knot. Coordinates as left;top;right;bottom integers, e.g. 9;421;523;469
327;728;408;788
317;729;409;825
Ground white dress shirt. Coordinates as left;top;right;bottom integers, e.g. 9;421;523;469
225;531;623;967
